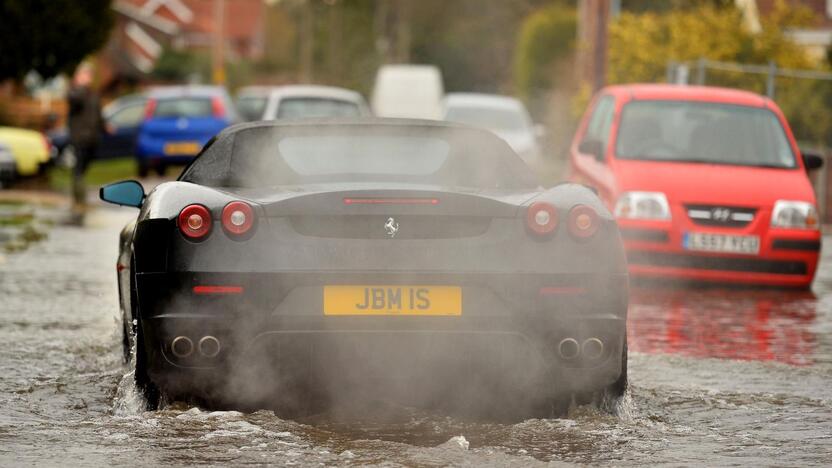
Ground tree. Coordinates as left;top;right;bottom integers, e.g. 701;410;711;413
0;0;114;81
513;3;577;102
152;48;209;83
408;0;549;93
608;1;832;147
607;3;813;85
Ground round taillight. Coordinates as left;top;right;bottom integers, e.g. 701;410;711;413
178;204;212;239
526;202;558;236
221;201;254;237
568;205;599;239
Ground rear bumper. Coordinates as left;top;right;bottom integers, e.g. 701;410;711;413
136;271;628;403
135;135;212;162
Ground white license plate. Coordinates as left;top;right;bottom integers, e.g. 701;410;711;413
683;232;760;255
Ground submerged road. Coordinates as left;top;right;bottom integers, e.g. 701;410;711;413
0;204;830;466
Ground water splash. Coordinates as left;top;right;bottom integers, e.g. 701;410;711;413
112;370;147;417
442;435;470;450
601;389;636;422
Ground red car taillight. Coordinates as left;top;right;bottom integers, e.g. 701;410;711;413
568;205;599;239
221;201;254;236
212;97;225;118
144;99;157;119
178;204;212;239
526;202;558;236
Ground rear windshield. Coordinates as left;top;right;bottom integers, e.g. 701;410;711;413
616;100;796;168
182;125;538;190
276;98;361;120
236;96;267;121
444;106;529;132
154;98;213;118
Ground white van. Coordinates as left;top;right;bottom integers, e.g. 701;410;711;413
371;65;443;120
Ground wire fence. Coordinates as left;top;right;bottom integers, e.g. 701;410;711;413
667;58;832;99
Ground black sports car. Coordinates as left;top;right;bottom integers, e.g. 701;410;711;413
101;119;628;417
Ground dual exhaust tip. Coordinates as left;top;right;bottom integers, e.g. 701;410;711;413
171;335;221;359
557;337;604;361
174;334;598;361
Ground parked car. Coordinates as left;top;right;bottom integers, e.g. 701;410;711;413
100;119;628;415
136;86;235;177
569;84;822;288
49;93;147;164
442;93;544;167
371;64;443;119
235;85;370;122
0;126;51;177
0;143;16;187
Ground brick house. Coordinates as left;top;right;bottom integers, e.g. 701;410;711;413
100;0;265;86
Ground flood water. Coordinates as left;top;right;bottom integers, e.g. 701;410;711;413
0;204;830;466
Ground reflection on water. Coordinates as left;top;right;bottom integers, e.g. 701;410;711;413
629;288;817;366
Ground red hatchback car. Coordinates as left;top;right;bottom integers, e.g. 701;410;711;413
569;84;822;288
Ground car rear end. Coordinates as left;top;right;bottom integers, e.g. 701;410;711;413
134;186;627;412
136;90;232;173
0;127;51;176
267;86;371;121
130;123;628;412
235;87;270;122
442;93;542;166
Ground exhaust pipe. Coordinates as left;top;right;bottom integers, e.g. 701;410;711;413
558;338;580;360
171;336;194;358
198;336;221;358
582;338;604;360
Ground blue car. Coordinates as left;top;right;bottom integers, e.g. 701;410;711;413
136;86;235;177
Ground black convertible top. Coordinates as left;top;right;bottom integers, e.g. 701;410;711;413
180;118;539;189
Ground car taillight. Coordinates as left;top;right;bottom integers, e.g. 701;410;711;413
178;204;212;240
526;202;558;236
221;201;254;236
212;97;225;118
568;205;599;239
144;99;157;119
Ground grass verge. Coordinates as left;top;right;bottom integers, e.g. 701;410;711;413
48;158;137;191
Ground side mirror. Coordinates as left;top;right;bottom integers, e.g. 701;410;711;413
803;152;824;171
579;139;605;162
100;180;145;208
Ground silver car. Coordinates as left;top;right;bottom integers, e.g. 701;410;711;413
442;93;545;167
235;85;371;122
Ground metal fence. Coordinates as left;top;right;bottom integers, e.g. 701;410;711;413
666;58;832;98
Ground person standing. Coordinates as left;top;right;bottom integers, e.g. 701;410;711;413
66;64;103;211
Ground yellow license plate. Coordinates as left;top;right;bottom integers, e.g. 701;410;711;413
163;141;201;156
324;285;462;316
